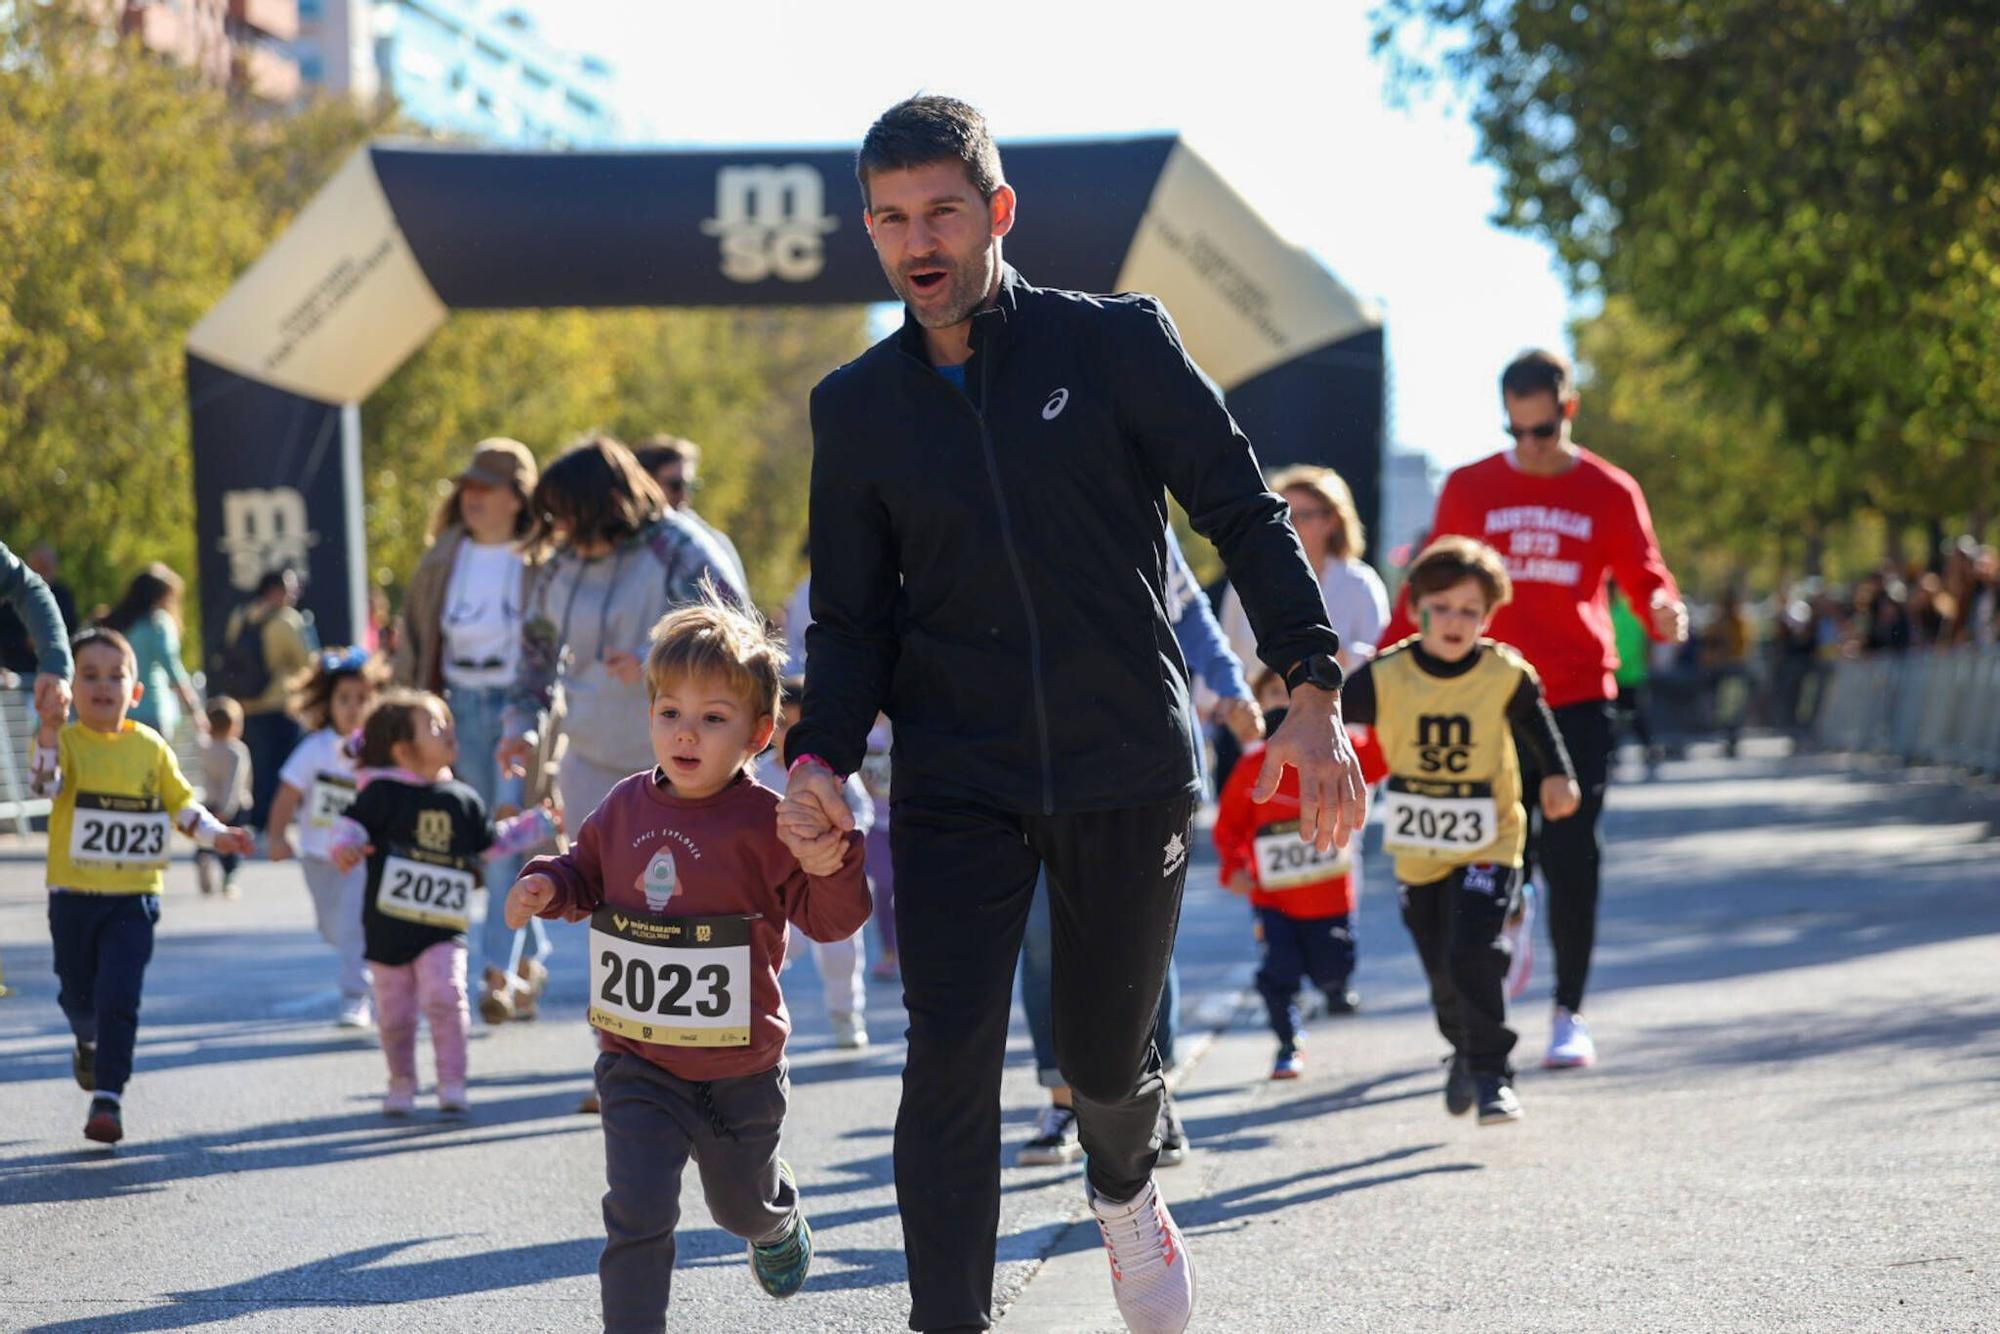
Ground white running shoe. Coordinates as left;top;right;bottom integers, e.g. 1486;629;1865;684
1503;881;1537;1000
1544;1006;1597;1069
336;997;374;1030
1089;1178;1195;1334
829;1011;870;1050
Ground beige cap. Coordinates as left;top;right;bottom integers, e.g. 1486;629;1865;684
459;437;537;491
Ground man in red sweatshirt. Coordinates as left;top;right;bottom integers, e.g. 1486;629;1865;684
1389;349;1686;1070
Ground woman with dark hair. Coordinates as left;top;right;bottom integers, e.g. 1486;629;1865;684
496;438;744;1103
392;439;551;1024
101;564;203;741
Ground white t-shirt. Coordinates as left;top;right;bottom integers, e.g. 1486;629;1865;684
278;727;359;862
1220;555;1391;676
440;541;523;689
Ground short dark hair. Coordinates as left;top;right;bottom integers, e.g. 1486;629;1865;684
354;689;447;769
856;96;1004;209
205;696;244;734
529;436;666;551
634;435;700;474
1500;348;1575;404
1406;536;1513;611
70;626;137;675
254;569;291;598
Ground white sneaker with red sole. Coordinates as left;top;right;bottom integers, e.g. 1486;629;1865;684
1089;1177;1195;1333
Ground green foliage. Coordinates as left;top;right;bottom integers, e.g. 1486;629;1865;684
363;305;868;609
0;8;382;636
0;8;872;647
1375;0;2000;563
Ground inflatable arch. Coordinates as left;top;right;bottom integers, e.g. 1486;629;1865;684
187;137;1383;646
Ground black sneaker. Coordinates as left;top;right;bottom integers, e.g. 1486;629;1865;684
1156;1096;1191;1168
1476;1075;1523;1126
1323;987;1362;1016
1018;1103;1083;1166
1443;1054;1475;1117
84;1096;123;1144
73;1040;96;1092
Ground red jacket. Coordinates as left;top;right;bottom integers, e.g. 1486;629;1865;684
1387;448;1679;708
1213;728;1387;919
526;771;869;1081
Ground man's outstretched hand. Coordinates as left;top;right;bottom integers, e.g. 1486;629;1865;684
1252;684;1368;853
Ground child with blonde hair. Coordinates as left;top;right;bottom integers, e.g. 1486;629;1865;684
506;596;870;1321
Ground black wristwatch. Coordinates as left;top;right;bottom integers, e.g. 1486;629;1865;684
1284;652;1343;695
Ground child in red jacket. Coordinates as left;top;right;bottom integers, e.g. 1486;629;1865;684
1214;671;1388;1079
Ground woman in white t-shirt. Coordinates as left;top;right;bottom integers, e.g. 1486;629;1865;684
1220;464;1390;677
267;648;390;1027
391;440;549;1026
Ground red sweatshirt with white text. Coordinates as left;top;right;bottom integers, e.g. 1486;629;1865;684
524;770;868;1082
1386;448;1680;708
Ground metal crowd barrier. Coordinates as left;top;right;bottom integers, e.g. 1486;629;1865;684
1;687;213;835
1814;646;2000;771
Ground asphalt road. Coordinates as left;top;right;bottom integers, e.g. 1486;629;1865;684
1;740;1994;1332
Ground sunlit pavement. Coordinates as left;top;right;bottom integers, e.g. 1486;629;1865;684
2;739;1993;1331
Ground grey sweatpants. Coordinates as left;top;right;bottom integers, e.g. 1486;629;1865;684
596;1050;797;1333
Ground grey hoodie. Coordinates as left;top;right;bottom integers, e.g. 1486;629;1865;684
504;513;744;773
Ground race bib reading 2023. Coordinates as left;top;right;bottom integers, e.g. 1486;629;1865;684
375;849;476;932
70;793;171;866
1380;777;1499;856
588;908;753;1047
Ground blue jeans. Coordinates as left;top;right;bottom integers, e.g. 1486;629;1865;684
49;891;159;1095
447;684;546;973
1019;868;1179;1088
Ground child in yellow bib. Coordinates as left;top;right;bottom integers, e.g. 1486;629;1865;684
1340;538;1579;1126
30;628;254;1144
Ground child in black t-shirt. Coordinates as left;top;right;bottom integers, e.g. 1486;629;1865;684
330;690;550;1116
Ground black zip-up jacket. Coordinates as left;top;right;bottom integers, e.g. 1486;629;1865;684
786;265;1341;815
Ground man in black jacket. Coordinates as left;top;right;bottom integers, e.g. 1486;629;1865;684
776;96;1366;1334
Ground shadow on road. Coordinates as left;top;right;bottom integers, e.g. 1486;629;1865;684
19;1235;601;1332
0;1087;596;1209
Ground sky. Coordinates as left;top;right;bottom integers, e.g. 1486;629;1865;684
525;0;1576;475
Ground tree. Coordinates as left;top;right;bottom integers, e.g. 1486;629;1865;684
0;8;381;627
1375;0;2000;544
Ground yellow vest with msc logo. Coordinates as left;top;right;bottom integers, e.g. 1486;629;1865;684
1370;638;1536;886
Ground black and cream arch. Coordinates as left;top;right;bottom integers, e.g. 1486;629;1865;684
187;138;1384;647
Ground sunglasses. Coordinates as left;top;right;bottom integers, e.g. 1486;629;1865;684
1504;421;1562;441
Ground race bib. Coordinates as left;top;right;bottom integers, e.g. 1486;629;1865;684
1253;824;1352;889
376;850;475;931
1381;778;1499;856
70;793;171;866
306;773;357;830
588;908;753;1047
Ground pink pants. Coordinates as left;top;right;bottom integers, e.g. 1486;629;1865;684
372;940;468;1089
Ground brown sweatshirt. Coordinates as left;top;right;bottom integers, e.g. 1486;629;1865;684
524;769;868;1081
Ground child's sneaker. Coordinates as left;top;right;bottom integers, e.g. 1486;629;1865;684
437;1083;471;1116
336;996;373;1030
748;1162;813;1299
383;1079;417;1117
829;1011;869;1050
1271;1045;1305;1080
1476;1075;1523;1125
1504;882;1537;1000
1443;1053;1475;1117
511;958;550;1021
1018;1103;1083;1166
83;1095;123;1144
1544;1007;1597;1069
477;966;516;1025
1089;1177;1196;1333
1323;986;1362;1016
869;951;899;982
73;1039;96;1092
